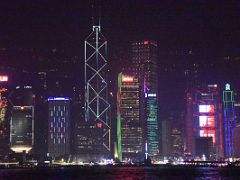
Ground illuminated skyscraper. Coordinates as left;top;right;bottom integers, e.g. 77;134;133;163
117;73;143;160
10;85;35;154
10;106;34;153
0;75;9;159
131;40;159;158
117;73;142;161
186;84;224;160
223;83;235;158
84;25;110;159
48;97;70;157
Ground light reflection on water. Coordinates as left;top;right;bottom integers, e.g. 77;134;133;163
0;166;238;180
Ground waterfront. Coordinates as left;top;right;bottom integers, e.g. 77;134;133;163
0;166;240;179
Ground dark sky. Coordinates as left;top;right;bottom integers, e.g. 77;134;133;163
0;0;239;54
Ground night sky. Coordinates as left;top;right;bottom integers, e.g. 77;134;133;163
0;0;239;54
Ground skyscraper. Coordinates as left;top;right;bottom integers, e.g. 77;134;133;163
117;73;142;161
223;83;235;158
10;85;35;154
0;75;9;159
47;97;70;157
186;84;224;160
84;25;110;160
131;40;159;159
10;106;34;153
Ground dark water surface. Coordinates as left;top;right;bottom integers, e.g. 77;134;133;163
0;166;239;180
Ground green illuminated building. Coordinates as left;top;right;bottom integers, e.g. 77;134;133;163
117;73;142;161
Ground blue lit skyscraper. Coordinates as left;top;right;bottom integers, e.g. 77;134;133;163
223;83;235;158
48;97;70;157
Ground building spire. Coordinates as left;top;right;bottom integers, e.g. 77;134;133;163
91;0;101;31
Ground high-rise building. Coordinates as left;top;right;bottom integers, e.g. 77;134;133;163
117;73;142;161
10;106;34;153
171;128;184;157
84;25;110;160
10;85;35;154
0;75;9;159
234;123;240;158
131;40;159;159
47;97;70;157
223;83;235;158
186;84;224;160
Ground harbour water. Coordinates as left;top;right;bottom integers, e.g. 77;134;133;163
0;166;239;179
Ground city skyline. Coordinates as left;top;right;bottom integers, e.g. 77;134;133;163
0;0;240;166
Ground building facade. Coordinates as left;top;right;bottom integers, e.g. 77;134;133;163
10;106;34;153
10;85;35;154
48;97;70;157
117;73;142;161
186;84;224;160
131;40;159;159
0;76;9;159
84;25;111;160
223;83;235;158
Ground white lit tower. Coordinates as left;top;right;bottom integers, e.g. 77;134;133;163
85;24;111;156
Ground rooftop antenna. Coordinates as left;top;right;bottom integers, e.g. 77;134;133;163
91;0;101;31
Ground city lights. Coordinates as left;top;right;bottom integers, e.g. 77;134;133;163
0;76;8;82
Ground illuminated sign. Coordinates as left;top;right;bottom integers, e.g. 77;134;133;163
225;83;230;91
144;41;149;45
24;86;32;89
122;75;134;82
199;105;214;113
208;84;218;88
199;116;215;127
48;97;70;101
97;122;102;128
145;93;157;98
0;76;8;82
199;130;216;143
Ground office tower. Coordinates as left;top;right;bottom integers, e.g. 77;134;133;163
223;83;235;158
161;120;171;157
234;123;240;158
171;128;184;157
186;84;224;160
233;91;240;158
0;75;9;159
10;106;34;153
84;25;110;160
117;73;142;161
47;97;70;157
131;40;159;159
10;85;35;154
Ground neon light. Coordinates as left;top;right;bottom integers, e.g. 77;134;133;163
208;84;218;88
200;130;216;143
0;76;8;82
97;122;102;128
199;105;214;113
199;116;215;127
147;93;156;97
144;41;149;45
122;75;134;82
225;83;230;90
117;73;122;161
48;97;70;101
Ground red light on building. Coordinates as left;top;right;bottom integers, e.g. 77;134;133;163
97;122;102;128
200;130;216;143
199;105;215;113
199;116;215;127
0;76;8;82
122;75;134;82
144;41;149;45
